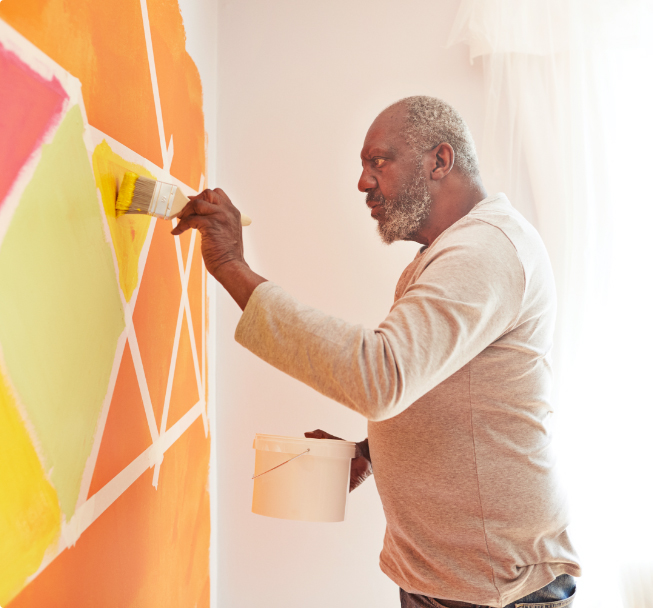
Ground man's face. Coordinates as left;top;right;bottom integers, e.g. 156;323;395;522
358;108;432;244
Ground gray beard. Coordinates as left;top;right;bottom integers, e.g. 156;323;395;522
367;171;432;244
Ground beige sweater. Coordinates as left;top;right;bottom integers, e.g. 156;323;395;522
235;193;580;607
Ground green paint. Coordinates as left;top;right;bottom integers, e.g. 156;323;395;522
0;105;125;519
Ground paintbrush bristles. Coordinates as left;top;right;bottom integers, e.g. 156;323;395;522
115;173;252;224
115;171;138;216
115;171;156;216
125;175;156;215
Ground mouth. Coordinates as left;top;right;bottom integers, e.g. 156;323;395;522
366;192;384;219
365;200;383;217
370;204;384;220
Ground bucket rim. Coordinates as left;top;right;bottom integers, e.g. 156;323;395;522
253;433;356;459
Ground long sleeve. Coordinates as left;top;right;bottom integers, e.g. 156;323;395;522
234;219;525;422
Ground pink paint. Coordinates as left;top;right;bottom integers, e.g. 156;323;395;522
0;41;68;209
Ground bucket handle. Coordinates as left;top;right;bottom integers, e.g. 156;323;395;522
252;448;310;480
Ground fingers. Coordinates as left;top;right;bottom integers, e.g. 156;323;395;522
304;429;343;441
171;200;241;236
171;213;214;235
176;191;213;222
170;221;189;236
188;187;231;207
171;188;241;237
171;224;189;236
176;198;232;220
174;189;234;222
304;429;327;439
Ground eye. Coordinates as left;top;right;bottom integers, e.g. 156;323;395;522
372;158;386;168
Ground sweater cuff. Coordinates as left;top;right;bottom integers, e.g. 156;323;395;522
234;281;282;349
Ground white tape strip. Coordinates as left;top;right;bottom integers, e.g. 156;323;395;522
139;0;168;169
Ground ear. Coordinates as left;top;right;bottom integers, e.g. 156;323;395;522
424;143;455;181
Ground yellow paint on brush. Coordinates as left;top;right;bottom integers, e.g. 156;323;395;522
115;171;138;216
0;369;61;606
92;142;155;301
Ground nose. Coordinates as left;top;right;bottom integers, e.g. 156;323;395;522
358;166;376;193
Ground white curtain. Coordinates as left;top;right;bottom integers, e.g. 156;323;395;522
449;2;653;607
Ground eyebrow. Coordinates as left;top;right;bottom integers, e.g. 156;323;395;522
361;146;397;160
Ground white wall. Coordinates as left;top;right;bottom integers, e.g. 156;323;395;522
215;2;484;606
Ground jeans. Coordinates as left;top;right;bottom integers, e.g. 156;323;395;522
400;574;576;608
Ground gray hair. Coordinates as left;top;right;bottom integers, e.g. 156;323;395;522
393;95;480;178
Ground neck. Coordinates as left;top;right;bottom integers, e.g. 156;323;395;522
413;177;487;247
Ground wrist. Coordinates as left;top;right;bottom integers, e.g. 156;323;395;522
212;258;268;311
356;438;371;466
212;258;249;284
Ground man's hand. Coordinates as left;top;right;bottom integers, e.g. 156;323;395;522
304;429;372;492
172;188;267;310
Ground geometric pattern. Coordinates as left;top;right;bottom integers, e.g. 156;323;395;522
5;195;211;606
0;3;212;605
9;415;211;608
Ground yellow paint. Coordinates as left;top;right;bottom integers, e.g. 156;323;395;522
115;171;138;216
92;141;155;301
0;369;61;606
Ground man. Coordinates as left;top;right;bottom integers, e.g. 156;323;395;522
172;96;581;608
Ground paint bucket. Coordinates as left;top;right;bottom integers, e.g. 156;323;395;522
252;434;356;522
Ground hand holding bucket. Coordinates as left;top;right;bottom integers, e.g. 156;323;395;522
304;429;372;492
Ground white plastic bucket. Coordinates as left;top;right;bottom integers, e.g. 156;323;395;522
252;434;356;522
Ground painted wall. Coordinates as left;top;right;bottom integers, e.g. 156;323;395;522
0;2;217;606
215;1;487;607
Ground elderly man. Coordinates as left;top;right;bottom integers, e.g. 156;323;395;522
172;96;580;608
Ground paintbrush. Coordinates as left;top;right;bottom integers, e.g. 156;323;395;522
115;171;252;225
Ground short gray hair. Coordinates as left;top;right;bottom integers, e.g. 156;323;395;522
394;95;480;178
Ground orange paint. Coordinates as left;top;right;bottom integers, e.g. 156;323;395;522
8;418;211;608
178;228;192;269
147;0;206;189
131;219;181;427
204;264;209;407
0;0;163;168
166;315;200;429
88;343;153;499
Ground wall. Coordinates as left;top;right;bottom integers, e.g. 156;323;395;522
215;2;485;607
0;2;217;606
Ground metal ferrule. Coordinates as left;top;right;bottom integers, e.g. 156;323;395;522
149;181;179;219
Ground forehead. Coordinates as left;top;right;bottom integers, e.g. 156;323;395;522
361;105;409;157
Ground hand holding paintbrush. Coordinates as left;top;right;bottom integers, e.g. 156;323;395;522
115;171;252;225
116;172;263;307
171;188;268;309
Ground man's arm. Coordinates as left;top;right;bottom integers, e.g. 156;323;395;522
233;251;522;421
173;188;524;422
